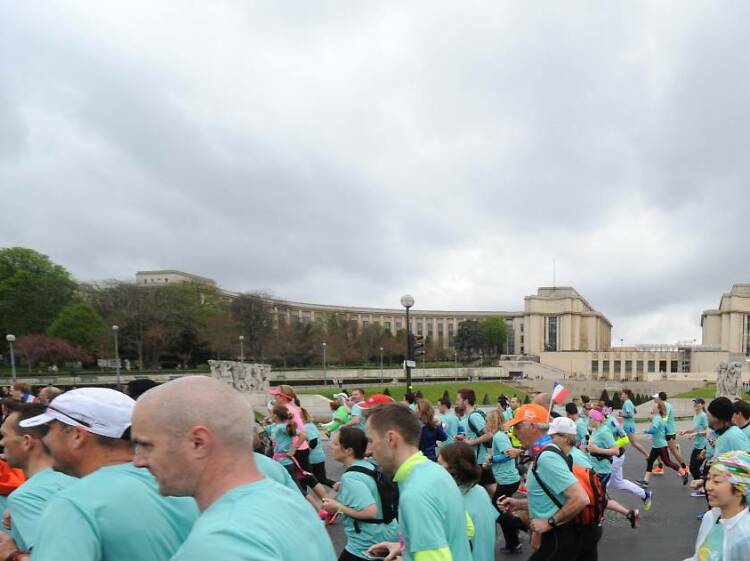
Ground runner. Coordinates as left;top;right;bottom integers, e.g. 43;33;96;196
438;397;459;445
455;389;495;492
707;397;750;454
10;384;34;404
303;407;336;488
322;393;351;436
439;442;498;561
679;398;710;495
498;397;514;423
416;399;447;462
683;451;750;560
565;402;589;445
322;427;398;561
500;404;589;561
366;402;472;561
0;401;74;552
640;400;683;487
343;389;366;430
620;390;648;458
131;375;336;561
657;392;689;476
732;400;750;440
0;387;199;561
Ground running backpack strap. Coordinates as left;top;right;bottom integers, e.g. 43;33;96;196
531;446;571;510
345;465;399;533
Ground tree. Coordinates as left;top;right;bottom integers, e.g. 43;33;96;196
0;247;77;336
599;389;610;403
47;303;108;354
478;317;507;358
15;334;91;371
231;293;273;361
455;320;483;360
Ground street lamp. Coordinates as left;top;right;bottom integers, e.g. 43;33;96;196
6;335;16;383
112;326;120;389
239;335;245;363
400;294;415;391
379;346;384;379
322;342;327;385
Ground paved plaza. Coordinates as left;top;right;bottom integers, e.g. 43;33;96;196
321;432;705;561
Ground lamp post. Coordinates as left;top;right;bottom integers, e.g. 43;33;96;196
454;349;458;381
379;346;384;379
322;342;327;385
112;325;120;388
6;335;16;383
239;335;245;363
400;294;415;391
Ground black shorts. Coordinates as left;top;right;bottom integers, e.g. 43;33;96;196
666;434;677;442
480;464;495;486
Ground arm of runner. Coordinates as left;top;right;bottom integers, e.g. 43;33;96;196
465;431;493;447
588;443;619;456
320;497;377;520
532;481;589;533
367;541;401;561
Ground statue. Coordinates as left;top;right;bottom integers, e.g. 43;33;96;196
208;360;271;394
716;361;742;400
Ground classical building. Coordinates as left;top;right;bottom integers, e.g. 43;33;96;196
135;271;748;382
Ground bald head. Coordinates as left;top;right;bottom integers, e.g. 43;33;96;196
135;376;254;451
533;393;551;406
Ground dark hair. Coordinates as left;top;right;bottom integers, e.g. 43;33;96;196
2;400;50;439
329;400;340;411
581;395;590;404
623;389;635;401
457;388;476;406
404;392;417;405
439;397;452;408
733;400;750;421
604;400;613;409
498;396;509;408
709;397;734;423
366;403;421;446
271;405;296;436
338;427;368;459
416;399;439;429
565;402;578;416
127;379;159;400
354;388;366;396
11;382;31;394
438;442;481;488
658;392;667;401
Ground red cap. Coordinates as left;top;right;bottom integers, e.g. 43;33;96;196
269;389;292;400
357;394;395;410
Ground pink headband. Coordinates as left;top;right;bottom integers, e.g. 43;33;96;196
588;409;605;422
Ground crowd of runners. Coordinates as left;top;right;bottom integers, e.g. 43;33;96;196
0;379;748;560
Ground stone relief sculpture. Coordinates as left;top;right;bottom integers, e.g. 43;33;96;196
716;361;742;399
208;360;270;394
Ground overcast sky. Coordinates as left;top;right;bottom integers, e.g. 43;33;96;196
2;2;749;345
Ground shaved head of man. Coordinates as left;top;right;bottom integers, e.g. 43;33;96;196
132;376;258;509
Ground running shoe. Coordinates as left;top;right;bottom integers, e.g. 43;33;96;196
636;480;649;489
643;490;653;511
626;509;640;529
682;470;690;486
696;513;705;521
500;544;523;554
691;490;706;497
652;466;664;475
517;484;528;495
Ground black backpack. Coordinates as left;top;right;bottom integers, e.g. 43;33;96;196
466;410;493;450
345;465;399;532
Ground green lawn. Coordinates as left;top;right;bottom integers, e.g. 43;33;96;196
300;381;527;404
675;383;750;400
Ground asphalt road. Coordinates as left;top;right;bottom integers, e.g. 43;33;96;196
321;432;704;561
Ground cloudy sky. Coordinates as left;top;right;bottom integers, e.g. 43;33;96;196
2;2;749;345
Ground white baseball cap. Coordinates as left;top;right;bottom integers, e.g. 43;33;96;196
20;388;135;439
333;392;349;401
548;417;577;436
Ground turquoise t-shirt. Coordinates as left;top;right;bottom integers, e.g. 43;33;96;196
462;485;497;561
305;422;326;465
398;459;472;561
665;401;676;436
575;417;589;445
621;400;636;433
7;467;75;551
589;425;615;475
351;403;367;430
491;431;520;485
570;446;593;469
466;410;488;463
253;452;299;492
338;459;398;558
502;409;513;423
715;426;750;455
268;423;296;465
527;445;578;520
693;412;709;450
32;462;198;561
646;416;668;448
440;411;459;444
170;479;336;561
706;431;717;461
741;423;750;441
698;517;724;561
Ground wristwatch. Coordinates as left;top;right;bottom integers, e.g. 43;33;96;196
547;517;557;528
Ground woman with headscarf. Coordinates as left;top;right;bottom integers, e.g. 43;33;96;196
684;451;750;561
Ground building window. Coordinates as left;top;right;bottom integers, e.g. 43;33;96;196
385;321;392;332
438;323;444;335
648;360;655;373
602;360;610;373
396;320;402;331
362;320;369;328
625;360;632;373
614;360;621;374
636;360;644;373
659;360;667;373
428;323;434;336
448;323;454;334
417;322;424;335
670;360;678;373
592;361;599;373
277;312;286;324
545;317;558;352
302;311;311;324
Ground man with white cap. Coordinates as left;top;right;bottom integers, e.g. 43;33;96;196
131;376;336;561
0;388;199;561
